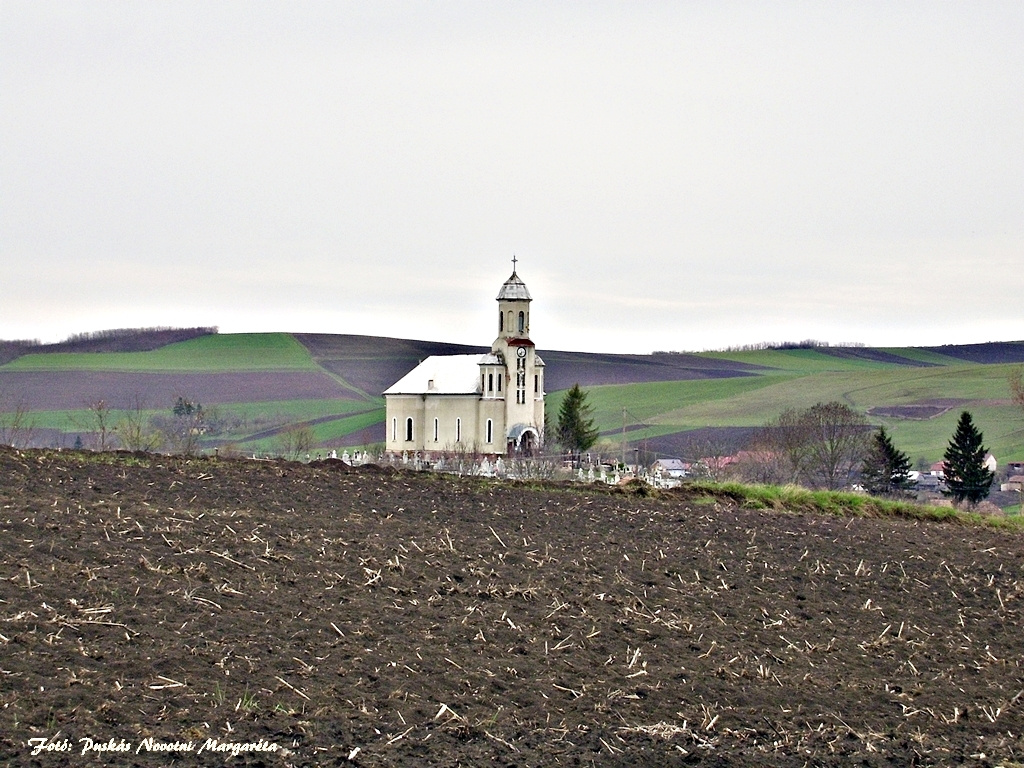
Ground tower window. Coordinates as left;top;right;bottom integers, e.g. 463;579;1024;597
535;374;539;393
499;311;504;332
497;375;501;392
518;311;525;333
405;417;414;442
488;373;493;392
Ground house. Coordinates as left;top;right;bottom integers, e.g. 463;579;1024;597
1001;475;1024;492
383;264;545;457
933;453;998;477
651;458;689;479
916;473;946;493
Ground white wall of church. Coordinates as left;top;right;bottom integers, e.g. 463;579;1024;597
384;394;507;455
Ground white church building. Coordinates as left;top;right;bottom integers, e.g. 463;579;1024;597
383;266;545;457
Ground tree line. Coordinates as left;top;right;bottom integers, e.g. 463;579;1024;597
0;327;217;364
731;402;995;506
553;381;1001;508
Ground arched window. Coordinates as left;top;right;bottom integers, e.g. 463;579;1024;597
499;311;504;333
497;375;501;392
486;419;493;443
405;417;413;442
518;311;525;333
391;417;397;442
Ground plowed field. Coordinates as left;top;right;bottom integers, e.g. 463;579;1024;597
1;448;1022;766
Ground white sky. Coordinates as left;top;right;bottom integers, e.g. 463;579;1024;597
2;2;1022;354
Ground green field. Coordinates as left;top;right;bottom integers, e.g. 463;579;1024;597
554;355;1024;464
700;347;902;373
2;333;319;372
234;408;387;455
4;333;1024;464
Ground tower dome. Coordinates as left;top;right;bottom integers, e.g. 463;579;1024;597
495;262;532;341
496;271;532;301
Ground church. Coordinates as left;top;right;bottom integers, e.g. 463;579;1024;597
383;265;545;457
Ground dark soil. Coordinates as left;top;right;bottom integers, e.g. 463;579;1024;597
294;334;489;399
922;342;1024;365
867;400;970;420
631;427;759;461
540;351;764;392
293;334;766;399
0;371;355;412
818;348;939;367
2;448;1023;766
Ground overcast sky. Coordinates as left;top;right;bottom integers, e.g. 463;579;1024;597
3;2;1022;354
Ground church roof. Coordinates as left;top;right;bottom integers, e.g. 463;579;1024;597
496;271;532;301
383;354;500;395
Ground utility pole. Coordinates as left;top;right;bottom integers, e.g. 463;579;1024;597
622;407;627;469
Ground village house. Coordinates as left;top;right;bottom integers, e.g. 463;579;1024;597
383;264;545;458
650;458;689;482
930;453;998;478
1001;475;1024;492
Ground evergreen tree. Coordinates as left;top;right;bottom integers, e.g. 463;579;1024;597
861;426;913;497
942;411;994;506
556;384;599;458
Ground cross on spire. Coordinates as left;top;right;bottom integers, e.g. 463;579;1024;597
511;254;518;273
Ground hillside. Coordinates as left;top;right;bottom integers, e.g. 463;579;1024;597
2;331;1024;465
2;448;1023;766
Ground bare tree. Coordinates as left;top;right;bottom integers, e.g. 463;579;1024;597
449;442;484;475
114;395;163;452
685;434;736;481
278;425;315;461
766;408;815;484
801;402;870;490
0;392;37;448
151;398;206;455
733;444;788;485
1010;366;1024;411
744;402;869;490
86;399;118;451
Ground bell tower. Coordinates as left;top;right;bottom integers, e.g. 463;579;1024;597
491;258;544;454
494;255;531;344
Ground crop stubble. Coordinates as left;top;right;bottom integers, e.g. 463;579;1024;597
1;448;1022;766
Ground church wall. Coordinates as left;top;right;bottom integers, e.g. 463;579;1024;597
476;398;506;454
384;394;423;453
423;395;484;453
385;394;509;455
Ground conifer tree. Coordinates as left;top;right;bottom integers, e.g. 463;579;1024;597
556;383;599;458
942;411;994;506
860;426;913;497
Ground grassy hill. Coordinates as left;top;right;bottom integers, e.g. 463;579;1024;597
2;331;1024;465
